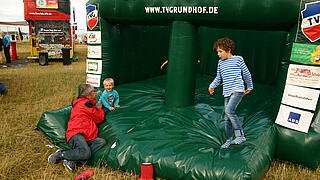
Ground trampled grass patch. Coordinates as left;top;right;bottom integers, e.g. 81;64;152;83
0;42;318;179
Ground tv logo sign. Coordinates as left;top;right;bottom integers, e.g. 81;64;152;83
301;1;320;42
287;112;301;125
87;5;99;30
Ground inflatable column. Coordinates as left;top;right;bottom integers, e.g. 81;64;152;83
165;21;197;107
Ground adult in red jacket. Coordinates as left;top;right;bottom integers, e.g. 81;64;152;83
48;84;106;171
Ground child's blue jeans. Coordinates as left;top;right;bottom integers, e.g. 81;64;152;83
62;134;106;162
224;92;244;140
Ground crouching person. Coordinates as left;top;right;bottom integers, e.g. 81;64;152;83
48;84;106;171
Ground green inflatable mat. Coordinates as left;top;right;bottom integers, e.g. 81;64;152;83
37;75;278;180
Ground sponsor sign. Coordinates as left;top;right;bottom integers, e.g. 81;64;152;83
282;84;320;111
300;1;320;42
86;74;101;87
286;64;320;88
87;31;101;44
87;4;99;30
144;6;218;14
36;0;58;9
290;43;320;64
86;59;103;74
36;20;71;58
87;46;102;59
24;0;70;20
275;105;314;133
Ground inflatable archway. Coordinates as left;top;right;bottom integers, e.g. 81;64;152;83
37;0;320;179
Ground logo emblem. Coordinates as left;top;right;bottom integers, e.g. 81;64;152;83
301;1;320;42
36;0;46;7
87;5;98;30
287;112;301;125
88;32;97;42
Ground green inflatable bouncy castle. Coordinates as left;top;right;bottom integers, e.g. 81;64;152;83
37;0;320;179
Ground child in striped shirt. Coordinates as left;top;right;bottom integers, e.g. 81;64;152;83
208;37;253;149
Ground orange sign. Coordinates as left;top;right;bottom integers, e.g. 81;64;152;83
36;0;58;9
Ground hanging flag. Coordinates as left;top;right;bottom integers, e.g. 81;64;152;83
18;28;23;41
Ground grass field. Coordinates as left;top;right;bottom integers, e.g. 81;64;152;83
0;42;319;179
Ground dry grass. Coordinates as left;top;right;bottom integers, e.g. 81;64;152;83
0;42;319;179
266;161;320;180
15;41;30;60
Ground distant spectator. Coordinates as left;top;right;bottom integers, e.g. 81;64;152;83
0;37;4;64
1;32;11;64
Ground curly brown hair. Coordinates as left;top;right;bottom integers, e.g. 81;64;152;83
213;37;235;54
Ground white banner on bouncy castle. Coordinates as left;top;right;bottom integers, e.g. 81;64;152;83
86;59;102;74
275;104;314;133
86;74;101;87
282;84;320;111
286;64;320;88
87;31;101;44
87;45;102;59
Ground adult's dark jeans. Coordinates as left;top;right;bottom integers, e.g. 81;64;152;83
62;134;106;162
3;46;11;64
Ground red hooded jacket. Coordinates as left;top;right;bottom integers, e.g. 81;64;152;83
66;96;105;142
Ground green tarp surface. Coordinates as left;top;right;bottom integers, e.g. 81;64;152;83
38;75;279;180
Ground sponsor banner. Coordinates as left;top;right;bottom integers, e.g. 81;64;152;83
275;105;314;133
296;0;320;44
24;0;70;20
282;84;320;111
87;4;99;30
39;44;64;58
86;74;101;87
36;20;71;58
286;64;320;88
87;31;101;44
86;59;103;74
290;43;320;64
144;6;218;14
36;0;58;9
87;45;102;59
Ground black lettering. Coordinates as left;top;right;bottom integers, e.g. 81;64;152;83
314;16;320;24
307;18;313;26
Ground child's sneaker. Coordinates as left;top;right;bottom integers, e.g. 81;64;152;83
231;136;246;145
63;160;76;171
221;139;232;149
48;150;63;164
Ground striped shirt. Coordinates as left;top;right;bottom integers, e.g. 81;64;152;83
209;56;253;96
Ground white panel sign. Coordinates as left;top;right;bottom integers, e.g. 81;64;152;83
275;105;314;133
87;31;101;44
282;84;320;111
86;74;101;87
86;59;103;74
286;64;320;88
87;45;101;59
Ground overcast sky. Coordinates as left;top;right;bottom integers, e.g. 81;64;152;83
0;0;88;30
